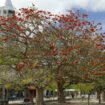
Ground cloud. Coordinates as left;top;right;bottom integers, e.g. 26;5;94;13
12;0;34;8
35;0;105;13
0;0;34;8
0;0;105;13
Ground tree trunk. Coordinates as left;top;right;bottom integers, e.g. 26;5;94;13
87;92;91;105
36;87;44;105
102;91;105;102
57;81;65;103
97;91;101;104
56;66;65;103
30;94;34;105
99;94;101;104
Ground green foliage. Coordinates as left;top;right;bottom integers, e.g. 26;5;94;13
46;80;57;91
71;83;94;93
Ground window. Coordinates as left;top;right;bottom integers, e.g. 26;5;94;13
8;10;15;14
3;10;7;14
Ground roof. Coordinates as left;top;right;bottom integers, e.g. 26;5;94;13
5;0;14;10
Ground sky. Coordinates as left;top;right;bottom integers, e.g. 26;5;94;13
0;0;105;31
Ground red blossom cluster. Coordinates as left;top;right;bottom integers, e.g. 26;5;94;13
16;62;25;71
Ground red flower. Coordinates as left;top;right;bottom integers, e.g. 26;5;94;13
89;27;95;32
91;71;99;76
2;37;8;42
83;68;90;72
72;60;79;64
91;61;96;66
82;13;88;18
82;21;87;25
16;62;25;71
103;68;105;71
61;50;68;55
52;50;57;56
96;44;101;46
49;43;55;50
56;61;60;65
81;75;91;81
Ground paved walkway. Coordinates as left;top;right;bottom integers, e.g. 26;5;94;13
9;97;105;105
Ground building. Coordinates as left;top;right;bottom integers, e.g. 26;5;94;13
0;0;15;17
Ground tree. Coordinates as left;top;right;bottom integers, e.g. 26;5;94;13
0;6;54;105
46;10;105;103
72;83;94;105
0;6;105;105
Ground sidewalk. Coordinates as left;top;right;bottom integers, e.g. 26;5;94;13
8;97;103;105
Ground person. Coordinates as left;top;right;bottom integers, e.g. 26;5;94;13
76;91;78;98
71;93;75;99
46;90;49;98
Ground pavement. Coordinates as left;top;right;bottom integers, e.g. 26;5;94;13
8;95;105;105
9;96;105;105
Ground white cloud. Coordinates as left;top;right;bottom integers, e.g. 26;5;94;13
35;0;105;13
0;0;105;13
0;0;34;8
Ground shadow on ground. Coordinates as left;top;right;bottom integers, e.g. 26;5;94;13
46;102;105;105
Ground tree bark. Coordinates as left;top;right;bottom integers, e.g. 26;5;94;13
56;65;66;103
57;81;65;103
97;91;101;104
102;91;105;102
36;87;44;105
87;92;91;105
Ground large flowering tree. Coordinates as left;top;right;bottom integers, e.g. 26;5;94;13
0;6;54;105
46;10;105;103
0;5;105;105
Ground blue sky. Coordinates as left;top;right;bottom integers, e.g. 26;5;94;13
88;11;105;31
0;0;105;31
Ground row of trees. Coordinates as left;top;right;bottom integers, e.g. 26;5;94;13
0;6;105;105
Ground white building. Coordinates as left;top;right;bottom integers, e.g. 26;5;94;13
0;0;15;17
